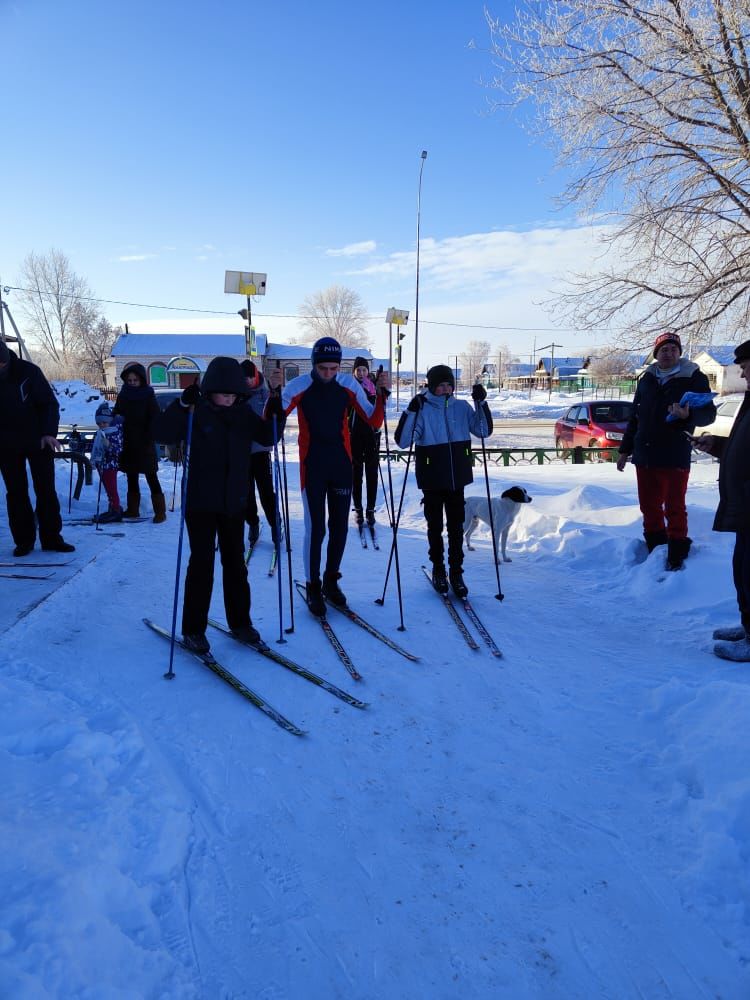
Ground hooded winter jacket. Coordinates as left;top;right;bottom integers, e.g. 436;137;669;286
395;391;492;491
619;358;715;470
113;363;160;475
153;356;281;514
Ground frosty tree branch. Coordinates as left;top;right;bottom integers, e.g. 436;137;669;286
486;0;750;347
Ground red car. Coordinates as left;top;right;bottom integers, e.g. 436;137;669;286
555;400;634;455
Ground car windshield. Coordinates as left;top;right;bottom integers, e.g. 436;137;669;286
591;403;633;423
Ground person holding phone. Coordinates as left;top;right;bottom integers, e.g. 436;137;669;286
617;331;715;569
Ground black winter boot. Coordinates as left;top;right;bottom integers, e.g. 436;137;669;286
644;530;668;553
353;507;364;526
322;570;347;607
449;570;469;599
231;623;261;646
431;563;449;595
666;537;692;571
305;580;326;617
365;508;376;526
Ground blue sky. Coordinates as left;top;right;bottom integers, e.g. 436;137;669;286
1;0;611;367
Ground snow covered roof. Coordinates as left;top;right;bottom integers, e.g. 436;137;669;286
111;334;371;363
538;356;587;375
700;345;738;366
111;333;260;357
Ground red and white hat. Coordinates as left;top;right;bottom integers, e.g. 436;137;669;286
653;331;682;357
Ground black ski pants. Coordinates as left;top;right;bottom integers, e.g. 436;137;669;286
182;509;251;636
0;448;63;549
351;433;380;514
301;452;352;584
245;451;278;537
423;488;465;573
733;530;750;632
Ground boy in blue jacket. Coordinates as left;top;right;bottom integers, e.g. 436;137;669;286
395;364;492;598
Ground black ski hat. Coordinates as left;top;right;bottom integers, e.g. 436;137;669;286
201;356;247;396
352;356;370;372
311;337;342;366
427;365;455;392
240;359;257;377
734;340;750;364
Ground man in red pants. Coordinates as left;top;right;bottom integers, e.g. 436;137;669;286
617;331;715;570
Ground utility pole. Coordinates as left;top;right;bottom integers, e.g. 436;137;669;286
538;342;564;401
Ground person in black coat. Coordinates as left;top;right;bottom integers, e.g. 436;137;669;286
0;340;74;556
617;331;716;570
692;339;750;661
113;362;166;523
154;356;283;654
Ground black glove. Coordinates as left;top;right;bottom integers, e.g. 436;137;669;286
471;383;487;402
181;383;201;407
407;394;424;413
265;393;284;418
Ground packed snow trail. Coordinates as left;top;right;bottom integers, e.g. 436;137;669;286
0;455;748;996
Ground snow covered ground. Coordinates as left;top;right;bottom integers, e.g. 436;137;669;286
1;383;748;998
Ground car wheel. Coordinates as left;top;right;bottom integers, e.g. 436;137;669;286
556;437;568;458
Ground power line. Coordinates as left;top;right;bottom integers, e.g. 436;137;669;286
1;284;617;335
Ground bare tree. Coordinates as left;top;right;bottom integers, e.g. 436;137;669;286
16;250;91;369
588;348;636;385
297;285;372;349
486;1;750;348
457;339;491;389
70;301;120;384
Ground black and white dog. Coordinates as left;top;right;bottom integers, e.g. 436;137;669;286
463;486;532;563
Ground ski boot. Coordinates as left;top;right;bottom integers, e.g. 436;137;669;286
431;563;449;595
322;570;348;607
305;580;326;617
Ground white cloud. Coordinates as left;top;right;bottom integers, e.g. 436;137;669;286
116;253;158;263
325;240;377;258
352;225;617;292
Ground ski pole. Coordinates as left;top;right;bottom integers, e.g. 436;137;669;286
375;415;416;608
479;428;504;602
94;470;103;532
166;405;195;679
170;454;179;512
280;426;295;635
376;368;407;630
272;413;287;644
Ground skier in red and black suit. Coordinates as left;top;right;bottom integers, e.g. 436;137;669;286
271;337;387;616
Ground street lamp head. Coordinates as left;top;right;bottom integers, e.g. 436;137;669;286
238;309;248;320
421;150;428;159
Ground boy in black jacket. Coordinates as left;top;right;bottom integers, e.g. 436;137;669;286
154;356;282;654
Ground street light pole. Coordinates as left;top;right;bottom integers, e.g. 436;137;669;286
413;150;427;398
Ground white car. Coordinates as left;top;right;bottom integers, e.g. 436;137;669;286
698;394;744;438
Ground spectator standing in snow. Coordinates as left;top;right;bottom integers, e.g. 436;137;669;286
617;331;716;570
240;359;279;546
0;339;75;556
90;402;124;523
692;340;750;662
395;365;492;598
154;356;283;655
272;337;387;617
349;356;381;529
113;363;166;524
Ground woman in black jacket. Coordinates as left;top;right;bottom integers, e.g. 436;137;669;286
617;331;715;570
154;356;282;654
113;363;166;523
